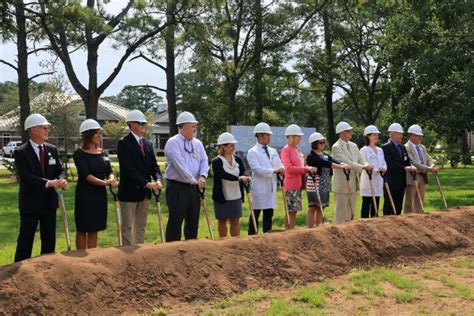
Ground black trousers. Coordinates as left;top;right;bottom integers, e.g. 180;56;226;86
248;208;274;235
361;196;380;218
15;209;56;262
383;185;405;216
165;180;201;242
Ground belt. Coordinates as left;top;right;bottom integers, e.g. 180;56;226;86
167;179;197;186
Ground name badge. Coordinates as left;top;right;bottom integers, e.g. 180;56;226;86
192;151;200;161
48;158;56;165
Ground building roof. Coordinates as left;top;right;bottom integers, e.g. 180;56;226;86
0;93;130;132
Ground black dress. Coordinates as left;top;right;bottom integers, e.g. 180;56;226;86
73;149;112;232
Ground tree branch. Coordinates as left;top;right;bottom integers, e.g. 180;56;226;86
0;59;18;71
128;84;167;93
130;53;167;72
28;71;55;81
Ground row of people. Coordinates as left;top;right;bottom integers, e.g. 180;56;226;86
13;111;437;261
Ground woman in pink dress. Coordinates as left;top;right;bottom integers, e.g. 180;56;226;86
280;124;317;229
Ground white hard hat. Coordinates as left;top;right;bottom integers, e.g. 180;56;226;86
363;125;381;136
79;119;102;134
285;124;304;136
253;122;273;135
217;132;238;145
335;121;353;134
24;113;50;130
126;110;147;123
308;132;325;144
388;123;404;133
176;111;198;125
407;124;423;136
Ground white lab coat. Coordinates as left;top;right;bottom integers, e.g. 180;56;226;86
247;143;284;210
359;146;387;197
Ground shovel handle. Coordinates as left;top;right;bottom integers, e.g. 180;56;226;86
198;187;205;199
366;169;373;180
410;171;417;181
109;185;118;202
343;168;351;180
151;188;162;202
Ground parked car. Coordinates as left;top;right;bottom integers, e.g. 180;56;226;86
2;141;22;157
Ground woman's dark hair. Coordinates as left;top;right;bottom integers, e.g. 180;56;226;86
81;129;100;150
364;135;371;146
311;141;323;150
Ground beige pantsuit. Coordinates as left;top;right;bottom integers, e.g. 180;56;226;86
121;199;149;245
332;139;367;224
404;141;433;213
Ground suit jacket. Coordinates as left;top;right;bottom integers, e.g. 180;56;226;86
331;139;367;193
405;141;433;185
280;144;306;190
117;133;162;202
14;141;64;213
212;155;245;203
382;140;411;189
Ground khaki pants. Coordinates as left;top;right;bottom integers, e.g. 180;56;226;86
334;192;357;224
404;181;426;214
121;199;149;246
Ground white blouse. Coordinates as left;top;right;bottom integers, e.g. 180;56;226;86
359;146;387;197
219;155;241;201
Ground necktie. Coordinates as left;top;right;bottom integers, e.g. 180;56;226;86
139;138;145;156
38;145;46;176
346;143;350;152
396;144;403;158
416;145;424;164
263;145;270;159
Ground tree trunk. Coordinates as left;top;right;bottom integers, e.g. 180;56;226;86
85;45;99;119
253;0;264;122
323;10;336;145
83;94;99;119
16;0;30;142
166;0;178;136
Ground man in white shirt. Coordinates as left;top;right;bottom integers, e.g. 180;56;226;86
404;124;437;213
246;122;284;234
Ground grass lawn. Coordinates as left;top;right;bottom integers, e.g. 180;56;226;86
0;165;473;266
162;256;474;315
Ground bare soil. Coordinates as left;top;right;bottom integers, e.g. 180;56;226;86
0;207;472;315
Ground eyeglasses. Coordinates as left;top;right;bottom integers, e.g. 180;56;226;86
133;121;147;126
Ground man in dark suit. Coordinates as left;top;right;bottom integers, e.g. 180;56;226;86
382;123;417;215
117;110;162;245
14;113;67;262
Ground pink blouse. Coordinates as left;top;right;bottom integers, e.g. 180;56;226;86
280;144;307;190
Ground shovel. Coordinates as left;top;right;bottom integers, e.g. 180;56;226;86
366;170;379;217
342;169;355;220
109;185;123;247
277;174;291;229
380;172;397;215
433;172;448;209
198;187;214;240
410;172;424;211
243;183;258;234
57;189;71;251
151;188;165;243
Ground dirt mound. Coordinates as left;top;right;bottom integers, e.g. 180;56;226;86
0;207;473;315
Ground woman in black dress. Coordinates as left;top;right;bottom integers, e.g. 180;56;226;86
73;119;118;249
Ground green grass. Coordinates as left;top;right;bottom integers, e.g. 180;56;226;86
215;289;271;309
294;282;333;308
0;165;473;266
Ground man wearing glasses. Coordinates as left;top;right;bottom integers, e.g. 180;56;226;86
117;110;162;245
14;113;68;262
164;111;209;242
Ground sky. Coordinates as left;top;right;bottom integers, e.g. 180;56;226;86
0;1;169;98
0;40;169;98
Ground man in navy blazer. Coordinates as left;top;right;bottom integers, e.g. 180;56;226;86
382;123;417;215
117;110;162;245
14;113;67;262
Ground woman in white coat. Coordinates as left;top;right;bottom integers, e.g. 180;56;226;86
359;125;387;218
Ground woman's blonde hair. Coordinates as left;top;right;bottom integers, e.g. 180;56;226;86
217;144;225;156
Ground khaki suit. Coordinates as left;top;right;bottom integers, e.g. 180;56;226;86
331;139;367;224
404;141;434;213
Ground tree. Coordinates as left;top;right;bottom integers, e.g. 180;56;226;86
32;0;174;119
1;1;54;142
106;85;163;113
103;119;127;151
385;1;474;164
